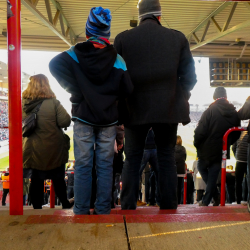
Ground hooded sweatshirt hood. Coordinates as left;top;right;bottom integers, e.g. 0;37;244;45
212;99;236;118
22;99;45;114
74;41;117;84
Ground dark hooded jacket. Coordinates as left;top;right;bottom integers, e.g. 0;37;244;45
22;98;71;171
238;96;250;142
114;15;197;126
49;41;133;126
194;99;240;162
175;145;186;175
232;131;248;162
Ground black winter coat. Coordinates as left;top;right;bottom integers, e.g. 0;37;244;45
175;145;186;175
49;41;133;126
232;131;248;162
238;96;250;142
194;99;240;162
114;15;197;126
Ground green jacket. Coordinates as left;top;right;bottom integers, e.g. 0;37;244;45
22;98;71;171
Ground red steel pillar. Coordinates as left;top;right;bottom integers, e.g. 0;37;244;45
50;181;55;208
7;0;23;215
220;127;246;206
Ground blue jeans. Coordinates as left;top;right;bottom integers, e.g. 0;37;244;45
73;120;116;215
121;124;178;209
197;159;221;205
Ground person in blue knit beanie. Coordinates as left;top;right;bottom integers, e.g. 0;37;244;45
85;7;112;39
49;7;133;215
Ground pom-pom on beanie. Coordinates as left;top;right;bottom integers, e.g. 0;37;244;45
85;7;112;39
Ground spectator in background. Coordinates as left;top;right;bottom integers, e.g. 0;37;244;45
175;135;186;204
114;0;197;210
192;158;206;203
238;97;250;203
232;131;248;204
194;87;240;206
139;129;159;206
66;165;75;199
22;74;73;209
1;167;9;206
23;178;30;206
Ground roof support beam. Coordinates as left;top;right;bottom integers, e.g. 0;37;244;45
211;17;221;32
59;13;65;36
21;0;74;46
187;2;231;38
44;0;53;24
222;2;237;32
201;20;210;42
192;32;200;44
245;2;250;12
31;0;39;7
53;9;60;26
190;19;250;50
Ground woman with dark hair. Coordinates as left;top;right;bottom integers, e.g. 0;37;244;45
175;135;187;204
22;74;73;209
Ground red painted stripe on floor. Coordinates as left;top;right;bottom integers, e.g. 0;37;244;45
116;207;247;214
25;215;124;224
125;213;250;223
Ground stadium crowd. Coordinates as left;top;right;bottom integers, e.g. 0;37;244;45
0;100;8;141
2;0;250;213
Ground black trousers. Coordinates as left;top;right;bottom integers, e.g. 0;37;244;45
177;177;183;204
197;190;204;202
235;161;247;204
121;123;178;210
2;188;9;205
30;177;69;209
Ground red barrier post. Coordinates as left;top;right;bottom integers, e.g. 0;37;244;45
7;0;23;215
50;180;55;208
220;127;247;206
183;172;187;205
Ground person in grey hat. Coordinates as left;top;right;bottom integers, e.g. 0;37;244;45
114;0;197;210
194;87;240;206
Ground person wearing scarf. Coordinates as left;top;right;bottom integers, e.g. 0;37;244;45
49;6;133;215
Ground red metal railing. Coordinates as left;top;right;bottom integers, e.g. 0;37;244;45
220;127;247;206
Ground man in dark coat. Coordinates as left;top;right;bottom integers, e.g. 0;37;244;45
114;0;197;210
194;87;240;206
238;96;250;204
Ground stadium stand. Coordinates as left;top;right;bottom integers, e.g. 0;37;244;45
0;100;8;141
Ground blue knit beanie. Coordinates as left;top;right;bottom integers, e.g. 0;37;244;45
85;7;112;39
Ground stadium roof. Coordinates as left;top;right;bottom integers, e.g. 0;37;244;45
0;1;250;58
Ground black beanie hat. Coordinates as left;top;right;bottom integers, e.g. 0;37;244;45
213;87;227;100
138;0;161;19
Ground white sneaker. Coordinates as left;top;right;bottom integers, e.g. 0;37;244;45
232;202;237;205
241;201;247;205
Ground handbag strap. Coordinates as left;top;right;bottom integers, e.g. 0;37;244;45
32;101;44;115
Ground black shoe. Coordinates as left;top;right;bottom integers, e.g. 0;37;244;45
213;197;220;206
62;198;74;209
199;200;208;206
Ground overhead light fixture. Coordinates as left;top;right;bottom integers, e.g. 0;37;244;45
4;77;7;79
0;80;2;82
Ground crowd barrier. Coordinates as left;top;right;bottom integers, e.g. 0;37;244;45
220;127;247;206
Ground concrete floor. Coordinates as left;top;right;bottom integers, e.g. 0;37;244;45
0;205;250;250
